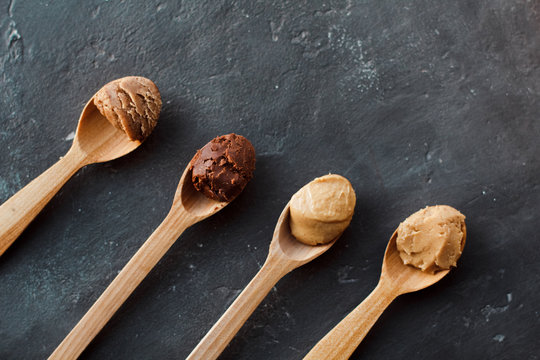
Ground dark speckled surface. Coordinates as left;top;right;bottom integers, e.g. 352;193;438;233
1;1;539;359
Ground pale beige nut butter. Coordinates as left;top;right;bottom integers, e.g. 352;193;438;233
290;174;356;245
396;205;466;273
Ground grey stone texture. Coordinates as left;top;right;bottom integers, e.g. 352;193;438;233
0;0;539;359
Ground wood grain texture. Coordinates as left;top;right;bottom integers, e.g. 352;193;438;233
303;283;396;360
187;204;336;360
0;149;85;255
187;256;293;360
304;230;465;359
49;165;227;360
0;97;140;256
49;210;193;360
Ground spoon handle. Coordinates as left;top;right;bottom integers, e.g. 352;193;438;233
0;149;85;256
49;210;193;360
303;282;397;360
187;256;294;360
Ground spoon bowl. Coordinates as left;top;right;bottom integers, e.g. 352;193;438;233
174;166;228;217
73;100;141;164
380;226;465;293
270;204;337;263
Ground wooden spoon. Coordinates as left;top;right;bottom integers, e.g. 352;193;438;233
0;96;141;256
49;164;228;360
303;226;467;360
187;202;337;360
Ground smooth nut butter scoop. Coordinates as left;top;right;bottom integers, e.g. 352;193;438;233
290;174;356;245
94;76;162;141
396;205;466;273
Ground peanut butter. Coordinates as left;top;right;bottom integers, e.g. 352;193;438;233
290;174;356;245
396;205;466;273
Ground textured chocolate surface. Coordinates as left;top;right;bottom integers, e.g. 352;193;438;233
191;134;255;202
94;76;161;141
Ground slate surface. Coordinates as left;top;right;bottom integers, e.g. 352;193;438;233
1;0;539;359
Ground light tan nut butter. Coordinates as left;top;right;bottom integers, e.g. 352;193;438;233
396;205;466;273
290;174;356;245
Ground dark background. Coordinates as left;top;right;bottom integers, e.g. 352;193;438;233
1;0;539;359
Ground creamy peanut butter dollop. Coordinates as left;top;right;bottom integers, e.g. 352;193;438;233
94;76;162;141
289;174;356;245
396;205;466;273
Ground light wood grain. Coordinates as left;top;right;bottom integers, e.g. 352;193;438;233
0;149;85;255
49;165;227;360
304;228;466;360
187;204;337;360
0;99;140;256
303;282;397;360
